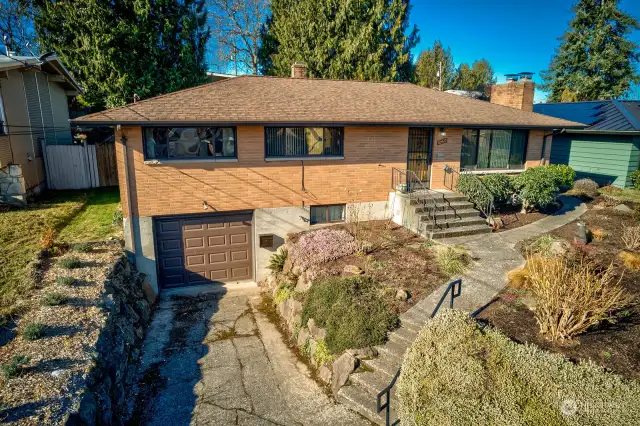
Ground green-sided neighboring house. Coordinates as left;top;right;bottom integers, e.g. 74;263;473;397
534;100;640;188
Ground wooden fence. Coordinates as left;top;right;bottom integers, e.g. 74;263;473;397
45;142;118;190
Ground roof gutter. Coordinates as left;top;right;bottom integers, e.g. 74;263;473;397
561;129;640;136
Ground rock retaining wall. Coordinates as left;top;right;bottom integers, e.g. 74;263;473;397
66;257;151;425
0;164;27;205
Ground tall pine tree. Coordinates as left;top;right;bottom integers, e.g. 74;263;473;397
258;0;419;82
541;0;639;101
413;41;455;90
34;0;209;109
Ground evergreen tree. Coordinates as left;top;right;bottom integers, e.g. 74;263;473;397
414;41;454;90
258;0;419;82
453;59;495;93
34;0;209;109
541;0;639;101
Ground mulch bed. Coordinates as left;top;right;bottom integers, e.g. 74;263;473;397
494;201;562;232
304;220;445;314
0;243;121;425
477;201;640;380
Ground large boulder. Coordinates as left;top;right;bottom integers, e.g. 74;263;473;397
331;353;358;395
307;318;327;340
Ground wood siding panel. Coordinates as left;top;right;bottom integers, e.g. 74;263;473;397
550;134;636;188
0;135;11;166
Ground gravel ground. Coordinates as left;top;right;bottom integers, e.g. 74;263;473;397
0;243;121;425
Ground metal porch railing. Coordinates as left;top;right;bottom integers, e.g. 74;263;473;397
443;165;494;222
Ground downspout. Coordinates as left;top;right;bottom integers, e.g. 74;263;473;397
119;128;136;263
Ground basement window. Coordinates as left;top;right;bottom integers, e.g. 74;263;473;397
310;204;345;225
143;127;236;160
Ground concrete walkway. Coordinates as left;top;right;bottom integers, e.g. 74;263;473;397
134;285;368;426
337;195;587;423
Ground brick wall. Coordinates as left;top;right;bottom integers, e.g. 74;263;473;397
115;126;407;217
526;129;552;168
430;128;462;190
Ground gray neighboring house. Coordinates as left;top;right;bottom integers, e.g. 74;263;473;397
0;53;82;203
533;100;640;188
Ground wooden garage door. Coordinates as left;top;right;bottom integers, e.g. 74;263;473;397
155;213;252;288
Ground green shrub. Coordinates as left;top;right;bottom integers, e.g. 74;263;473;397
59;257;83;269
567;178;599;199
42;292;67;306
72;243;92;253
267;248;288;273
631;170;640;190
456;174;493;211
435;246;469;276
397;310;640;426
313;339;333;366
301;276;398;354
481;174;514;207
547;164;576;189
2;355;30;379
22;322;45;340
56;276;76;286
513;166;558;210
523;234;557;256
274;285;294;304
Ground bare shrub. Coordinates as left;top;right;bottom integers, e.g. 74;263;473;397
524;256;629;340
39;228;55;250
622;225;640;251
289;228;357;271
619;251;640;270
435;246;470;276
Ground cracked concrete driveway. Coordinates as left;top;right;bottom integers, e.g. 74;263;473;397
132;285;368;426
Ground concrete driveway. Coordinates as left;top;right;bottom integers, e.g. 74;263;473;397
132;284;368;426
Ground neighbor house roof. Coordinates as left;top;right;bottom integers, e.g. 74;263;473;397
72;76;583;129
533;100;640;133
0;53;82;92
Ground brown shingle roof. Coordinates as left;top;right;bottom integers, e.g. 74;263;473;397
72;76;584;128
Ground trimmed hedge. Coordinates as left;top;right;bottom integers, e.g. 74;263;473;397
481;174;514;207
301;276;398;354
397;310;640;426
456;174;493;211
547;164;576;189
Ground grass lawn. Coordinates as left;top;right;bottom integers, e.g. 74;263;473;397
599;186;640;203
0;188;120;315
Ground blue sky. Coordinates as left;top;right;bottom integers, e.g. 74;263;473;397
409;0;640;102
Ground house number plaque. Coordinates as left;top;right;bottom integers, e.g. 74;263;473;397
436;137;448;145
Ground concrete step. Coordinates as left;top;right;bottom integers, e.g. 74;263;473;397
429;224;493;239
421;216;487;230
337;383;389;425
362;355;402;378
387;326;419;345
349;369;398;400
413;200;474;211
374;338;408;361
432;208;482;219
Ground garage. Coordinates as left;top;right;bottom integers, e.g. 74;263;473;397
155;212;253;289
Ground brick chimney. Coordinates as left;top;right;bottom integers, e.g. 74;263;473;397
291;62;308;79
490;73;535;112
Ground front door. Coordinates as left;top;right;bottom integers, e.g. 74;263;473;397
407;127;433;187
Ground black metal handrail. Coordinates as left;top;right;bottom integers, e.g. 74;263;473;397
376;279;463;426
392;167;447;233
443;165;494;222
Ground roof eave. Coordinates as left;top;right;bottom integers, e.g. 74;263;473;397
563;129;640;136
70;119;583;130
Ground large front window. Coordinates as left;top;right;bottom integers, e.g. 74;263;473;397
265;127;343;158
143;127;236;160
460;129;527;169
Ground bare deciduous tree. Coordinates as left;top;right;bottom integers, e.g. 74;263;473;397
207;0;268;75
0;0;38;55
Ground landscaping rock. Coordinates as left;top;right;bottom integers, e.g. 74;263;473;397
489;216;503;230
295;272;311;293
343;265;364;275
307;318;327;340
550;240;569;256
297;327;310;347
319;365;332;384
308;338;318;359
347;347;378;359
331;353;358;395
395;289;409;302
614;204;633;213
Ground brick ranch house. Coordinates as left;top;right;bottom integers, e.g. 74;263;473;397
72;64;582;298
